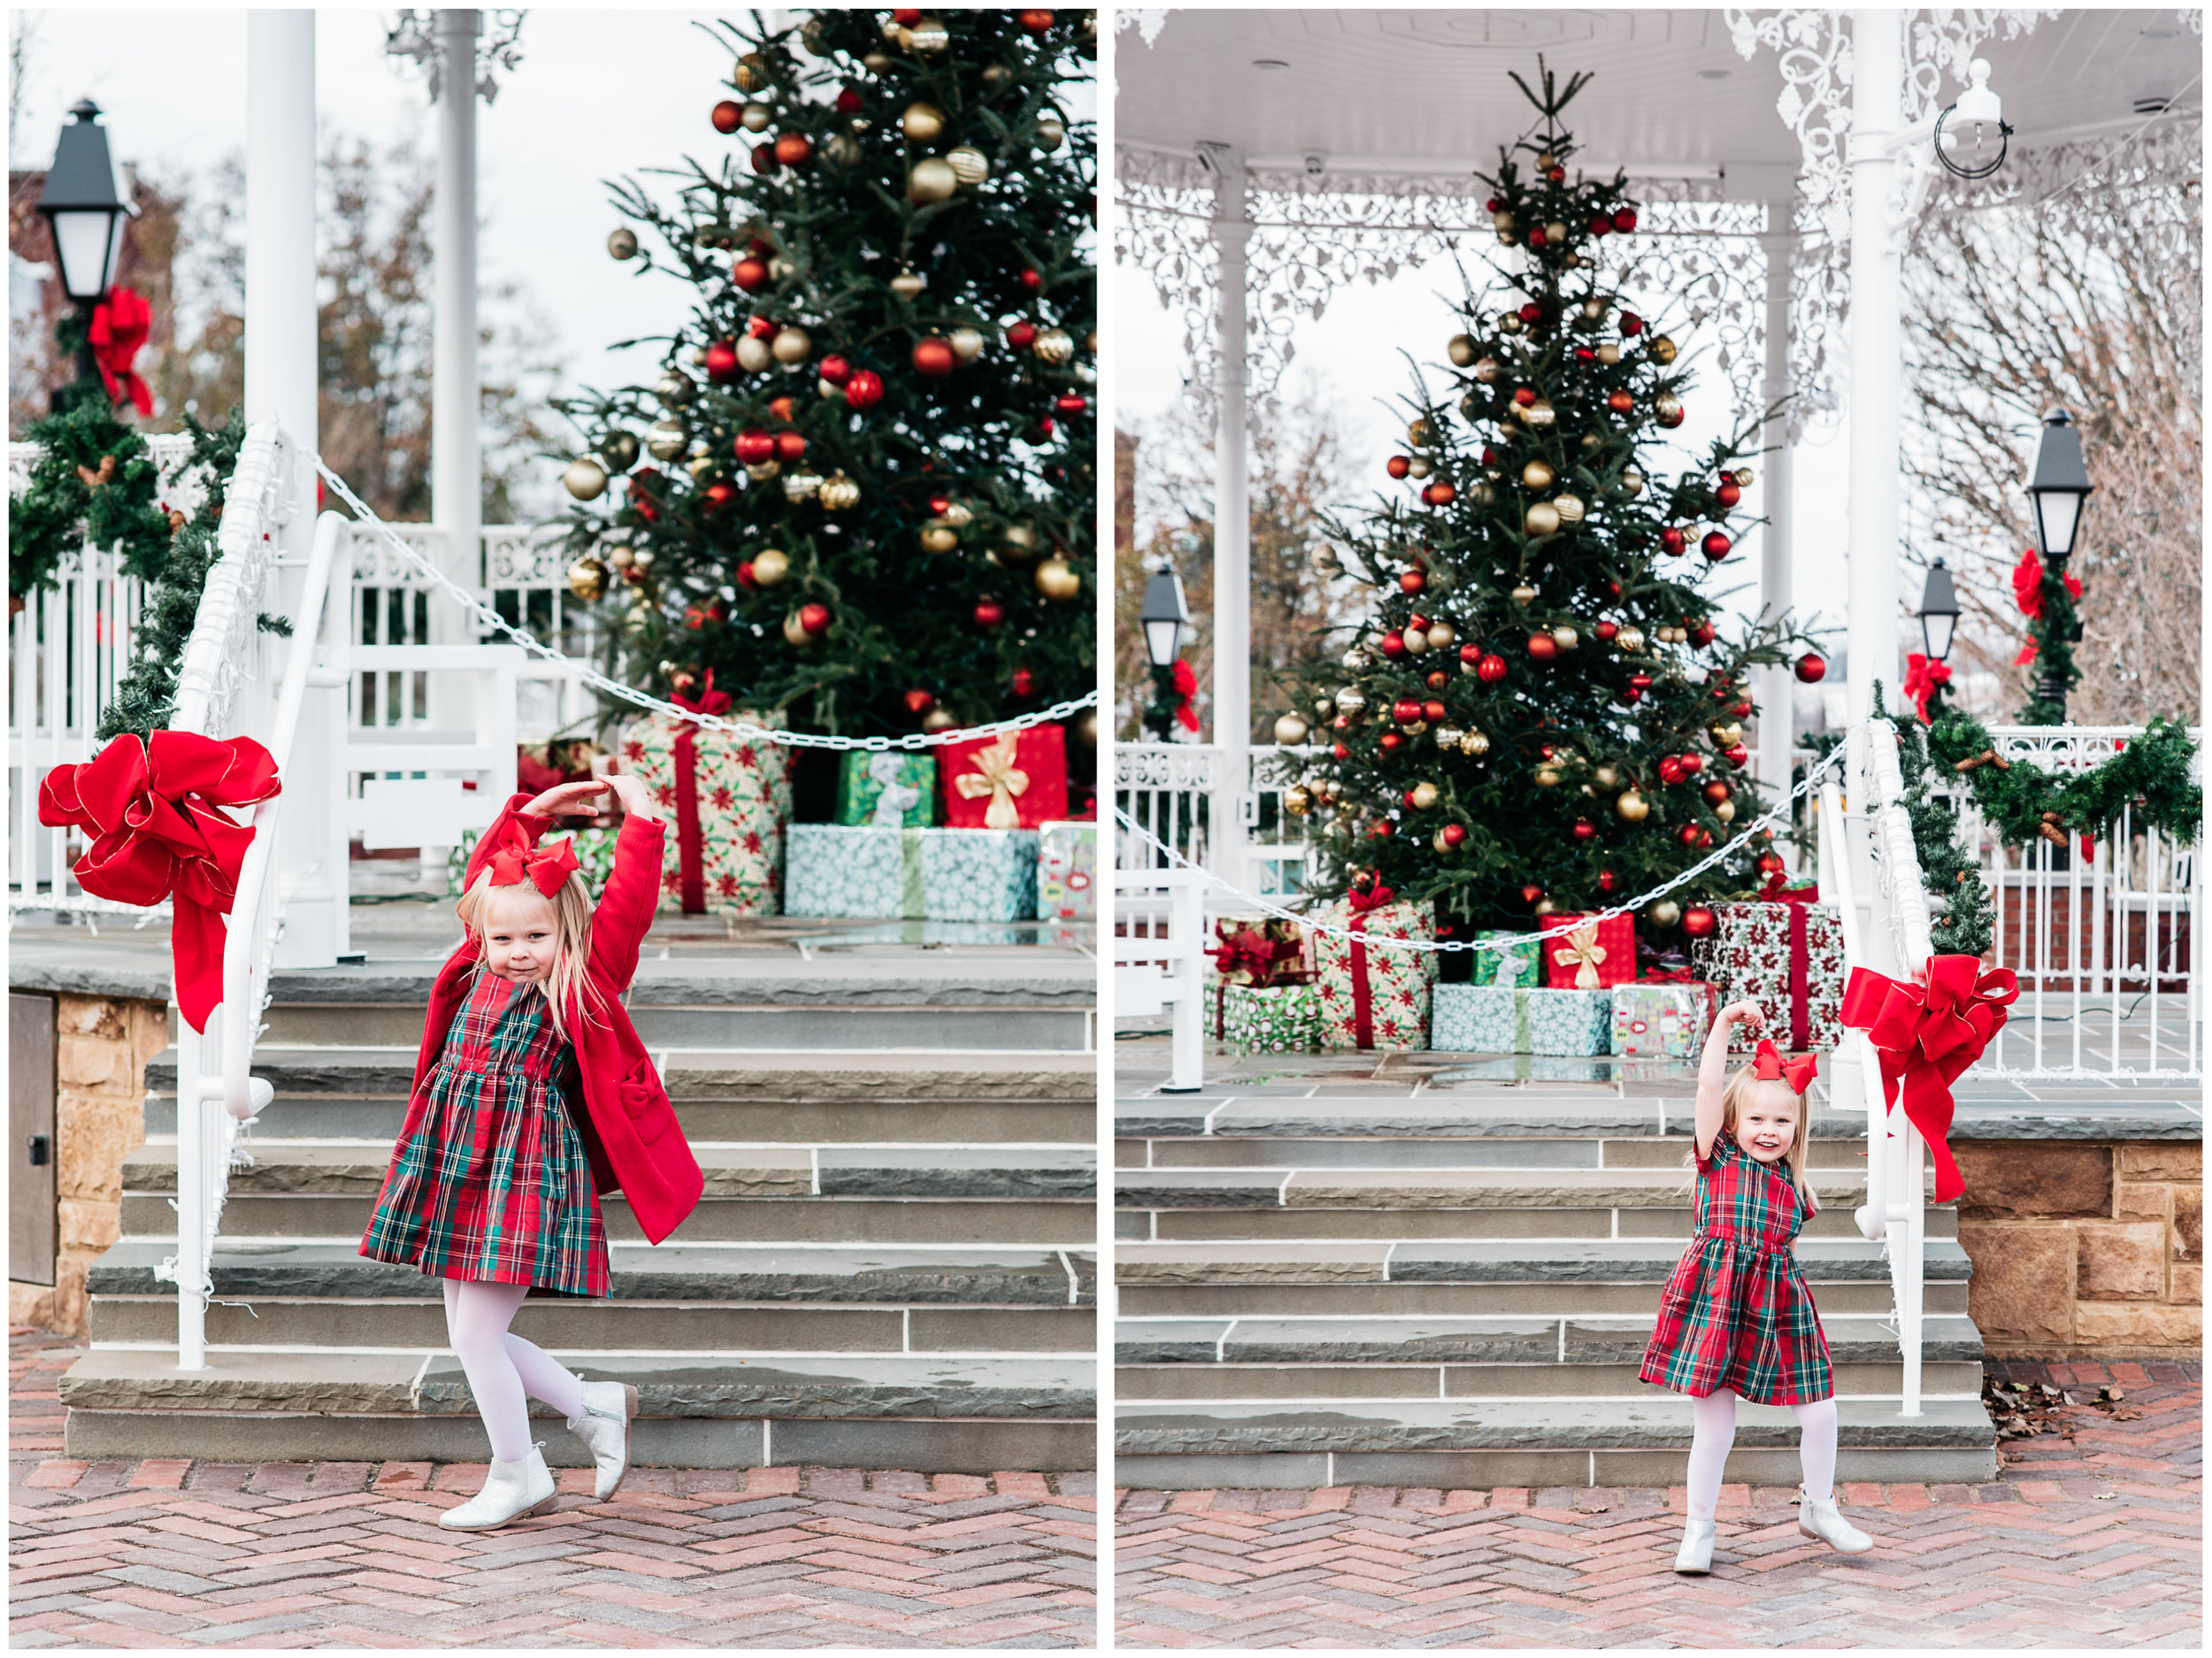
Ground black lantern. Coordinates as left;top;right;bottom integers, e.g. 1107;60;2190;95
1917;557;1961;663
2026;409;2093;572
36;99;134;400
1139;560;1192;741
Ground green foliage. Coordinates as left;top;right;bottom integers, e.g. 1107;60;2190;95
10;397;177;598
1285;65;1813;936
2016;562;2081;725
1927;706;2201;849
1879;692;1997;958
96;412;251;742
553;8;1097;738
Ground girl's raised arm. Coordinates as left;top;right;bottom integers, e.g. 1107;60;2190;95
1695;1001;1764;1163
588;773;665;990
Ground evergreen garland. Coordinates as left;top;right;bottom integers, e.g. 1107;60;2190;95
10;398;178;599
1877;690;1998;958
1927;706;2200;851
2016;557;2081;725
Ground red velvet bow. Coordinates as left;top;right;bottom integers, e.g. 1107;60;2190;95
88;287;154;416
1752;1038;1817;1094
671;669;733;719
488;834;580;897
1840;955;2019;1204
1171;658;1200;733
1346;881;1395;916
2011;547;2081;619
37;730;280;1032
1902;652;1952;724
1210;924;1305;988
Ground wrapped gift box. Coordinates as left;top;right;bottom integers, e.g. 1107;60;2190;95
918;827;1038;922
784;825;924;919
617;702;793;917
1690;900;1846;1052
1036;821;1097;924
1221;981;1325;1055
834;750;936;827
448;825;618;898
1312;891;1436;1051
1432;985;1613;1055
939;725;1068;829
1468;929;1543;988
1542;912;1637;990
1610;979;1719;1060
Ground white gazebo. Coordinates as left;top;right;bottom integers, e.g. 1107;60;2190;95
1114;6;2204;896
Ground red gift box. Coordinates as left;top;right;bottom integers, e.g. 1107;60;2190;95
938;725;1068;829
1543;912;1635;990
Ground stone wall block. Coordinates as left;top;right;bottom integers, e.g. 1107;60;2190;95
2120;1143;2201;1182
59;994;127;1042
1958;1222;2071;1343
56;1032;127;1093
2073;1299;2202;1347
2076;1222;2166;1300
58;1196;121;1255
2115;1184;2170;1221
55;1094;146;1204
2172;1263;2201;1306
1955;1143;2111;1220
2174;1186;2201;1262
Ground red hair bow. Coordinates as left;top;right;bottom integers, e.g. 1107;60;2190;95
487;834;579;897
1752;1039;1817;1094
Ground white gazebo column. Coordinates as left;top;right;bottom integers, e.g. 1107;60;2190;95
1844;8;1905;722
1754;181;1798;837
1210;156;1252;892
434;8;482;621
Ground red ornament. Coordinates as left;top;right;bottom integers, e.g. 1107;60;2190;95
1007;320;1039;350
1371;819;1396;839
1757;850;1787;877
1613;207;1639;233
746;314;777;339
798;603;832;637
1442;823;1468;848
767;395;797;423
1701;530;1732;561
1381;631;1409;660
712;100;742;134
912;337;956;377
1704;779;1734;804
929;493;953;515
733;257;771;293
845;370;885;410
1379;732;1404;753
1661;526;1686;555
1423;698;1448;724
1386;455;1412;480
1687;618;1717;647
1513;386;1538;407
1019;8;1055;32
684;599;726;628
895;8;922;23
1476;652;1509;684
835;88;864;115
1012;667;1035;698
703;480;737;511
1678;824;1702;847
1029;417;1055;441
1056;393;1090;416
1519;302;1543;325
705;340;741;381
1658;756;1686;786
1682;905;1717;939
1402;787;1425;810
1393;697;1424;725
1620;311;1644;336
1526;632;1559;663
903;688;936;716
818;354;852;386
973;598;1005;629
1527;225;1548;247
736;560;758;590
1597;867;1617;893
1332;742;1350;760
774;431;807;462
1608;580;1623;598
1423;480;1457;507
1018;266;1043;292
1716;480;1742;509
751;143;779;175
1575;346;1596;363
774;134;812;166
1659;403;1686;430
1595;620;1619;642
1607;389;1635;415
1680;753;1704;776
1724;743;1750;768
1588;214;1612;237
1425;671;1448;692
1572;819;1597;841
1794;651;1827;684
1400;570;1426;595
1521;883;1545;905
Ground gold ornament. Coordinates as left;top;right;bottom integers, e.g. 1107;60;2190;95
1619;466;1644;496
1335;687;1367;715
607;227;639;260
946;145;990;186
734;51;768;92
1613;625;1645;653
1470;480;1497;507
1406;456;1432;480
1554;493;1586;525
1646;899;1682;929
745;459;781;482
1512;582;1540;605
1460;729;1491;758
687;453;718;481
949;326;985;361
656;370;695;408
1734;467;1755;487
1274;713;1310;746
1581;297;1608;324
1407;417;1434;448
1534;764;1563;787
1403;625;1432;656
1448;334;1477;367
1536;150;1557;169
1034;116;1066;151
902;102;948;142
1074;708;1097;749
1499;311;1525;335
741;101;772;133
607;544;636;570
1033;326;1075;365
891;269;927;299
632;549;657;572
563;457;609;501
1425;620;1456;649
818;472;861;511
1001;521;1038;556
735;334;775;373
1716;801;1736;823
1655;393;1684;421
1473;356;1502;384
918;520;960;553
771;326;811;365
1596;342;1621;366
1034;557;1081;601
1341;647;1367;670
1521;459;1555;489
826;134;864;166
1525;399;1556;429
1434;725;1464;751
1709;721;1743;748
907;14;950;52
921;706;957;732
782;470;823;504
646;418;687;462
1545;219;1569;243
1648;334;1678;365
751;548;790;587
1525;502;1562;536
599;431;639;470
1616;789;1651;823
1285;785;1313;817
1594;764;1620;789
782;607;818;647
1552;626;1579;650
1409;781;1440;810
862;50;893;73
909;157;958;202
565;557;608;602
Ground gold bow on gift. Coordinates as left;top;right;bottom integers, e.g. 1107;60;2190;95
1550;922;1606;989
953;732;1030;830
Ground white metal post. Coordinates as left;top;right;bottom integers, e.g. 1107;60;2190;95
1169;874;1206;1094
1844;10;1905;724
1210;156;1251;894
1755;185;1798;832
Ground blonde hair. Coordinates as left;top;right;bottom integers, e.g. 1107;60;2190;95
454;862;609;1042
1686;1067;1822;1216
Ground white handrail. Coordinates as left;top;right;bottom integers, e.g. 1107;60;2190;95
1114;866;1209;1093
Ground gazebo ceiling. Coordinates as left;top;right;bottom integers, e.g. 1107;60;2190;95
1118;8;2200;181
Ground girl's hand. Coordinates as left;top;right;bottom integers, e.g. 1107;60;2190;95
1719;1000;1766;1030
523;779;607;819
604;771;661;822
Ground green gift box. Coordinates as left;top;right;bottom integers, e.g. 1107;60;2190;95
833;751;936;828
1432;985;1612;1055
448;825;618;898
1468;929;1543;988
1221;981;1324;1055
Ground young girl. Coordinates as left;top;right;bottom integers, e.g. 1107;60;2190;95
361;775;704;1530
1638;1002;1875;1574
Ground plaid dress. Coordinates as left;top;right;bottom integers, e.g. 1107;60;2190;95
360;972;611;1297
1637;1126;1833;1406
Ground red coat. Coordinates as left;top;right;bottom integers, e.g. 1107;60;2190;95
403;794;703;1244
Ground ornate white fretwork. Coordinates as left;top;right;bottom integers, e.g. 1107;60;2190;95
1115;9;1171;48
170;425;295;739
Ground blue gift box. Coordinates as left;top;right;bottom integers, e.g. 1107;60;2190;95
1432;985;1612;1055
918;827;1038;922
784;825;924;918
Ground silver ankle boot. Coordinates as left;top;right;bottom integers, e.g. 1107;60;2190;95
1798;1487;1873;1554
567;1380;639;1501
437;1447;557;1530
1674;1517;1717;1574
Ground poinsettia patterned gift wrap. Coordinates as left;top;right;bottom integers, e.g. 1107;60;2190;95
1311;893;1436;1051
1468;929;1544;988
616;698;794;917
1036;822;1097;924
1221;981;1325;1055
918;828;1039;922
1688;899;1846;1053
833;751;936;827
449;825;617;898
1432;985;1612;1055
1609;979;1718;1060
784;825;925;919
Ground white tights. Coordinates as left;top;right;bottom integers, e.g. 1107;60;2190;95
1686;1388;1838;1520
442;1278;585;1463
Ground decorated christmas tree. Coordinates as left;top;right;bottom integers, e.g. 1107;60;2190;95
1279;65;1820;948
554;7;1096;746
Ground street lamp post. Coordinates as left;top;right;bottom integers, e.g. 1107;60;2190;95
1139;559;1192;741
35;99;134;408
2026;409;2093;719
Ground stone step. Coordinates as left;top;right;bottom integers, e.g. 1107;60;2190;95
1117;1202;1957;1245
1118;1359;1988;1401
58;1348;1094;1471
1120;1136;1875;1170
250;1002;1092;1052
1115;1236;1972;1288
1115;1166;1904;1209
1111;1397;1998;1489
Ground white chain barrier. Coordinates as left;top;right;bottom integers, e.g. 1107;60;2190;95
311;454;1098;751
1115;741;1848;956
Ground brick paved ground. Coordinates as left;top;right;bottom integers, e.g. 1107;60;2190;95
11;1330;1095;1648
1116;1360;2200;1649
